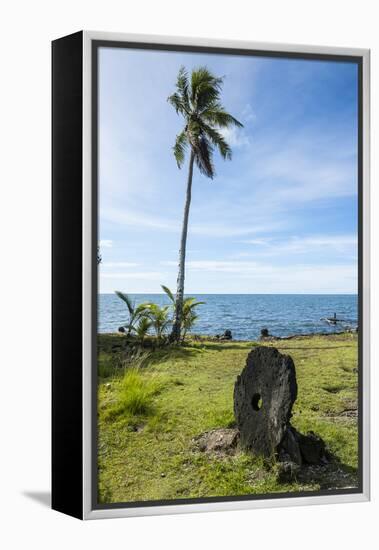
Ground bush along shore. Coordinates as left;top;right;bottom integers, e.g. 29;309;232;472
97;330;358;504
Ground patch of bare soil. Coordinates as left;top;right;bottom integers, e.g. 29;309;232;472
325;399;358;421
192;428;239;456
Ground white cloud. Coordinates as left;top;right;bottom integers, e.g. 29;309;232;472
99;239;113;248
161;259;357;293
237;238;272;247
100;206;178;232
101;271;166;280
220;126;250;148
101;205;284;238
274;235;357;254
242;103;257;123
101;262;139;268
248;131;357;205
239;234;357;256
161;260;258;272
189;222;281;238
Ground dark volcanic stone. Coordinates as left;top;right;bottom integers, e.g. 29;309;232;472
234;346;297;456
279;425;303;465
221;330;232;340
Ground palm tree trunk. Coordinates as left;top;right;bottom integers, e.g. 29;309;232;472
171;150;195;341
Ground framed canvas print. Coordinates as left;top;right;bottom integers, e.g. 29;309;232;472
52;31;370;520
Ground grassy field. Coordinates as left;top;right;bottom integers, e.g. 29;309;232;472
97;332;358;504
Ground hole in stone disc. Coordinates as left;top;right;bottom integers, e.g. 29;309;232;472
251;393;263;411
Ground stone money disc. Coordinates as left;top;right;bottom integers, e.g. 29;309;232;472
234;346;297;456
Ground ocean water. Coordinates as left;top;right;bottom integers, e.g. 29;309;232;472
98;294;358;341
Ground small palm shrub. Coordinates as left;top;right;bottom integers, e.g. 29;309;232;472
135;316;152;343
161;285;204;341
115;291;150;336
114;286;205;345
144;303;171;341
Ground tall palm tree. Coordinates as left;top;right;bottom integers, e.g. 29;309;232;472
168;66;243;341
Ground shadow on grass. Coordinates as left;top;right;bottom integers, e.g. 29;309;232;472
295;448;358;490
98;333;256;354
147;346;202;364
277;345;356;351
191;342;255;352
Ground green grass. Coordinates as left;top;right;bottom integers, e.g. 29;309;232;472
102;367;165;421
97;332;358;504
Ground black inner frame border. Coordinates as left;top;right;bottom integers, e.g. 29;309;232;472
91;39;364;511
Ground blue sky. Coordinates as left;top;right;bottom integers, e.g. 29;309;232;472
98;46;358;294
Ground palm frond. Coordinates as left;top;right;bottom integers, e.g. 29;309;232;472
173;130;188;169
201;123;232;160
135;302;151;315
139;316;152;329
135;316;152;338
190;67;223;111
193;133;215;178
167;92;188;116
176;66;190;110
144;303;169;318
202;106;243;129
184;312;198;326
183;298;205;310
161;285;175;302
114;290;134;315
144;303;171;338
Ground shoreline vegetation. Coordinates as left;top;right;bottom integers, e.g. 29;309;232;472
97;330;358;504
98;293;358;340
111;289;357;345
